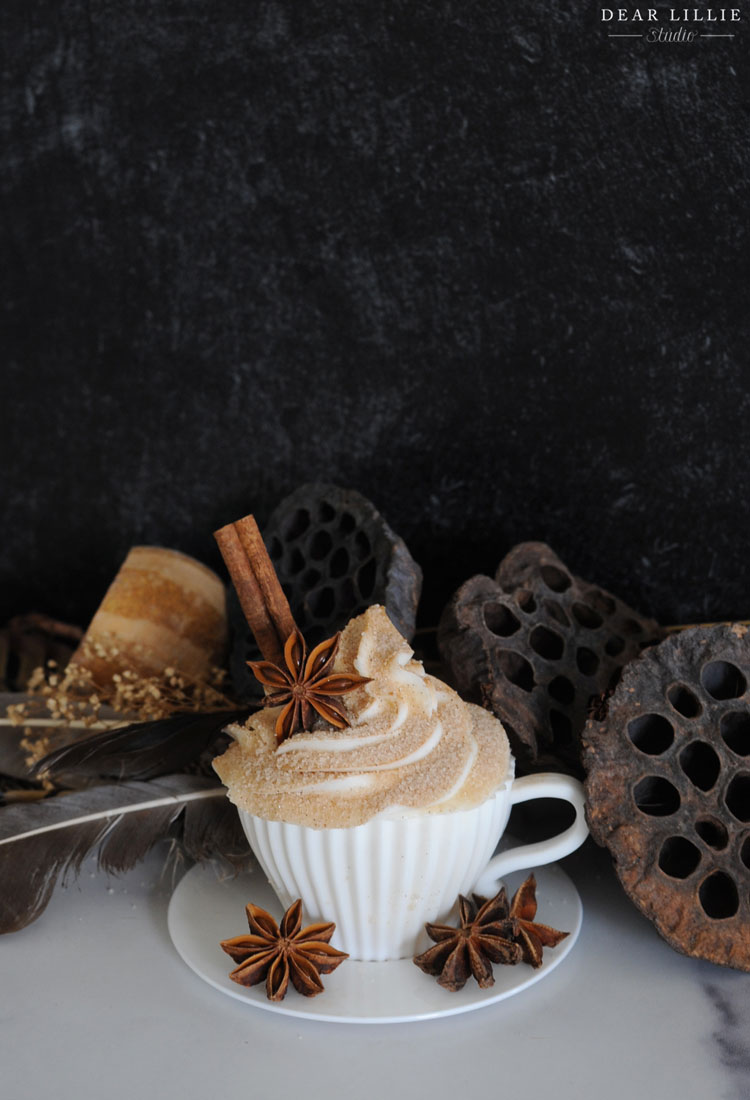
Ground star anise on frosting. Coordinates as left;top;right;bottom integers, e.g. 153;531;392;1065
412;890;522;992
508;873;569;969
220;898;349;1000
248;627;371;744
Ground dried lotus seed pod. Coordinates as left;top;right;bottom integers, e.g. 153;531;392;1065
228;484;422;700
583;623;750;972
438;542;663;774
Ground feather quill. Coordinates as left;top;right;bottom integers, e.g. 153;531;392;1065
33;708;249;783
0;774;253;934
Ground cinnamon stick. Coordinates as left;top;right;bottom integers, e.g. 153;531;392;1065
214;514;297;666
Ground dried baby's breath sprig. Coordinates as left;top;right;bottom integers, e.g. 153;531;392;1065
8;639;236;770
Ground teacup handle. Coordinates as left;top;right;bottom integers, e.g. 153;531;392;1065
473;773;588;897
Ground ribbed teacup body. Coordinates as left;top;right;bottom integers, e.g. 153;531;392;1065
238;783;512;961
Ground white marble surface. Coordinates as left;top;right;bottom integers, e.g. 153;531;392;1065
2;842;748;1100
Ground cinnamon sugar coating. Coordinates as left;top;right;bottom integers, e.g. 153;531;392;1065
213;606;511;828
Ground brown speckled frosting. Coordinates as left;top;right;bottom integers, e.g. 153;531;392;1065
213;605;511;829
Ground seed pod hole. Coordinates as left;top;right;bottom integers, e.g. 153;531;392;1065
311;587;335;620
543;600;570;627
549;708;573;747
679;741;721;792
695;817;729;850
576;647;599;676
725;775;750;823
548;674;575;705
530;625;565;661
572;602;603;629
483;603;521;638
339;512;356;534
516;589;536;613
357;559;376;598
699;872;739;920
309;530;333;561
354;531;371;560
633;776;681;817
605;635;625;657
667;683;702;718
289;548;305;575
302;568;321;588
721;711;750;756
627;713;674;755
318;501;336;523
540;565;572;593
497;651;535;693
658;836;701;879
701;660;747;701
285;509;310;540
341;577;357;605
328;547;349;579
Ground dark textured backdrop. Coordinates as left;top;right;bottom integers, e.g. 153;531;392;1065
2;1;750;630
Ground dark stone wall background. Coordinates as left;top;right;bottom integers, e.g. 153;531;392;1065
2;0;750;630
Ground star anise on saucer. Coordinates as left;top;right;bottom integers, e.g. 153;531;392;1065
413;890;522;992
508;874;569;969
220;898;349;1000
248;627;372;744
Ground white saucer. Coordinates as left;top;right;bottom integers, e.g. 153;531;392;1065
168;859;582;1024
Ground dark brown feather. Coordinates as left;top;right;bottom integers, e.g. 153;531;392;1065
33;708;249;783
0;774;253;934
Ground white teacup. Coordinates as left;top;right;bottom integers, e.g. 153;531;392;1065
238;766;587;961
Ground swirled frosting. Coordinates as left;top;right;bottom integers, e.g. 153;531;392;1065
213;605;511;828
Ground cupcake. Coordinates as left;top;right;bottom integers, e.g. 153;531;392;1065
214;605;515;960
212;514;587;962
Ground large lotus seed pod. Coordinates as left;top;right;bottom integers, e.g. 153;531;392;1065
438;542;663;774
69;547;228;687
583;624;750;971
228;484;422;700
